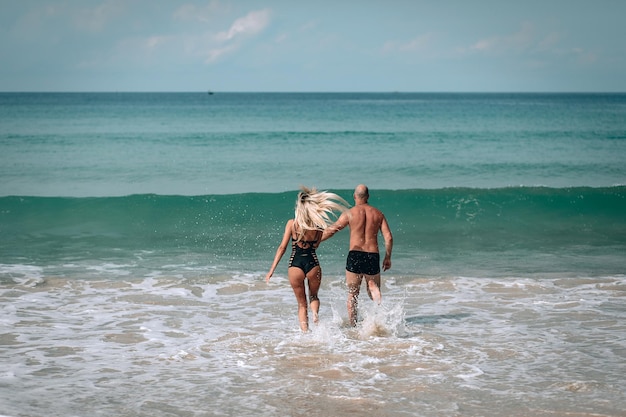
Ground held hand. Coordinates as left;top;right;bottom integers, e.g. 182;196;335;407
382;258;391;271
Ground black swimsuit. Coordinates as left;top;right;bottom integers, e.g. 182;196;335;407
288;230;321;274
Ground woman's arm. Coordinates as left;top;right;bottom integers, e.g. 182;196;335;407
266;219;293;282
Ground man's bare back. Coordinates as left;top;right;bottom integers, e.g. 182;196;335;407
346;203;387;254
323;185;392;266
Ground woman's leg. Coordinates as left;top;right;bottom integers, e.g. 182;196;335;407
288;267;309;331
306;266;321;324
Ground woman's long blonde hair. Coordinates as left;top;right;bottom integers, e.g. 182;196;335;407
293;186;349;242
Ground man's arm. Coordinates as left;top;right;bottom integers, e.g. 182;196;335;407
380;215;393;271
321;211;349;241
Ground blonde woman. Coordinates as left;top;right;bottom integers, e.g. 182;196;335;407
266;186;349;332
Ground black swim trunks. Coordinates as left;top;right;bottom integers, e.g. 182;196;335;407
346;250;380;275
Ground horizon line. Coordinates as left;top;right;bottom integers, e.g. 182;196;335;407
2;90;626;94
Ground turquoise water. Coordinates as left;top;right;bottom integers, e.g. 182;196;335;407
1;93;625;196
1;93;625;417
1;187;625;280
1;92;625;277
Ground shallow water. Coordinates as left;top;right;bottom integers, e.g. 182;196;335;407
2;271;624;417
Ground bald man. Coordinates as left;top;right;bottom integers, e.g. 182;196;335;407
322;184;393;326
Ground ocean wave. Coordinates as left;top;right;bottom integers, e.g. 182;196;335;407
1;186;625;278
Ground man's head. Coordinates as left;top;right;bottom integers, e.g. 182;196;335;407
354;184;369;202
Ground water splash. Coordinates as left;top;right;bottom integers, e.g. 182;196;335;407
357;298;407;339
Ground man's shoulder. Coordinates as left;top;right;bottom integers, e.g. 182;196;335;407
354;205;384;223
351;204;380;212
365;204;383;215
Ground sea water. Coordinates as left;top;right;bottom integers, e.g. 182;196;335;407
1;93;625;416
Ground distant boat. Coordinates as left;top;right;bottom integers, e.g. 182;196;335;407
207;90;214;95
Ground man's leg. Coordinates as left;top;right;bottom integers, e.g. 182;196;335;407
346;271;362;326
365;273;382;305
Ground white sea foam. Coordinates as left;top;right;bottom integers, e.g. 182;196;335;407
1;272;625;416
0;263;44;286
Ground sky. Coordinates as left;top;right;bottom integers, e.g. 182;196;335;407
1;0;625;92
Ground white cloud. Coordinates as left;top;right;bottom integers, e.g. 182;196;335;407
470;38;495;52
215;9;271;42
205;44;238;63
146;35;170;50
198;9;271;63
274;33;288;44
118;7;272;65
299;20;318;33
571;48;597;64
535;32;561;52
470;23;599;66
383;33;434;53
467;22;534;54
